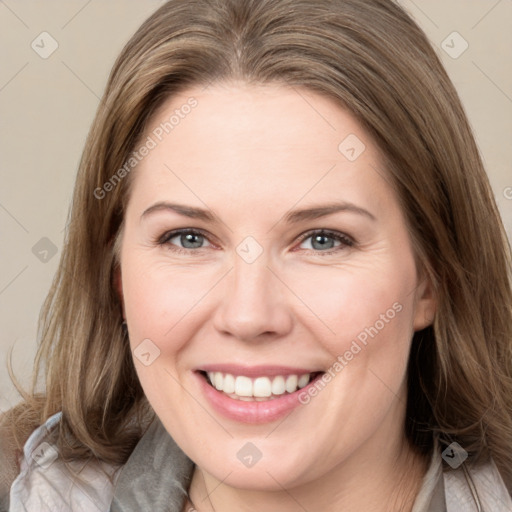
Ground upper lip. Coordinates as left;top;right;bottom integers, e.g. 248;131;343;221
196;364;324;378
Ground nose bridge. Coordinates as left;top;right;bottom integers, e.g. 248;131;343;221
232;256;273;307
212;250;292;340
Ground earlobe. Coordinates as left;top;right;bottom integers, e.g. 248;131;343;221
412;275;437;331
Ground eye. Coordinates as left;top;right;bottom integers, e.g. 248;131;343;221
155;228;354;256
296;229;354;254
157;229;213;253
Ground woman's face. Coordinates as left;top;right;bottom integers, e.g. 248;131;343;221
118;82;435;490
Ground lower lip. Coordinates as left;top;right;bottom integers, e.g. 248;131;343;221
194;371;323;424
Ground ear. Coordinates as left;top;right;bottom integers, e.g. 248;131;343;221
412;274;436;331
114;266;125;319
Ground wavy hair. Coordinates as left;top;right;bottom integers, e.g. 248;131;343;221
2;0;512;496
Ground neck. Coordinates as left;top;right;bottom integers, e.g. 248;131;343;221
185;433;429;512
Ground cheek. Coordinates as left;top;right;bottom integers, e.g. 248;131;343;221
120;255;203;420
121;254;214;342
286;255;417;360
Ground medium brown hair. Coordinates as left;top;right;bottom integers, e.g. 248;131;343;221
2;0;512;496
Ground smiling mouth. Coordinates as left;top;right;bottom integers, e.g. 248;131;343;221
198;370;324;401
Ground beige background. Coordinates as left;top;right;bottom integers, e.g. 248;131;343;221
1;0;511;412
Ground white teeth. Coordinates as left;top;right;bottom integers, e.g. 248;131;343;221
253;377;272;398
298;374;310;389
285;375;298;393
235;376;253;397
271;376;285;395
223;373;235;394
204;371;315;399
214;372;223;391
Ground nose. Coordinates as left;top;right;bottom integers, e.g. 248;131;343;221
212;255;293;342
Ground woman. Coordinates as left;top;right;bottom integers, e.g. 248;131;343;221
1;0;512;510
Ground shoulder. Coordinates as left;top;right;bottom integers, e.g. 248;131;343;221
7;412;123;512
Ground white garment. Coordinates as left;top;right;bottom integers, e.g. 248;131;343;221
8;413;121;511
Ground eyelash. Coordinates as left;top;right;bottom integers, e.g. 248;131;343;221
156;228;354;256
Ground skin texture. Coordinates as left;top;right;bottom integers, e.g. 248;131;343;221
117;81;436;512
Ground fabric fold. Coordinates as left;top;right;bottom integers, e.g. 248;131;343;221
109;417;194;512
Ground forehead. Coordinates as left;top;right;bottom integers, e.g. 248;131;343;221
145;82;370;163
127;82;392;217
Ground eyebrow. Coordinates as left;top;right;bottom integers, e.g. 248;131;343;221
284;202;376;223
141;201;376;224
141;202;216;222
